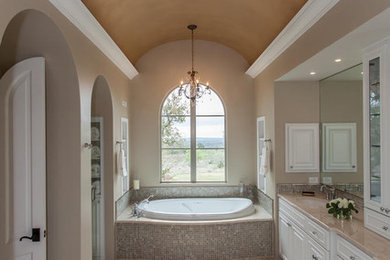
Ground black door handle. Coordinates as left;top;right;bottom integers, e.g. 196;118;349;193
19;228;40;242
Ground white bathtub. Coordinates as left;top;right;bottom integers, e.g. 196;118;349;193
137;197;255;221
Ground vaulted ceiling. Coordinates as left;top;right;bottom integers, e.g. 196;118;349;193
82;0;307;64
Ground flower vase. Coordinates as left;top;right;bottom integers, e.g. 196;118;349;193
336;212;352;220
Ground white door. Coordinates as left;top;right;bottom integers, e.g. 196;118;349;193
0;58;46;259
285;123;319;172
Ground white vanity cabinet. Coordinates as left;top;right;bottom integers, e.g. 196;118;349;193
285;123;320;173
279;198;373;260
279;198;330;260
363;38;390;237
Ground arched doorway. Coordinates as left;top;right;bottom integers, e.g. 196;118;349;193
91;75;114;260
0;9;81;260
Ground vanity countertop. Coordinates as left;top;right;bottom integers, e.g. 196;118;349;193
278;193;390;260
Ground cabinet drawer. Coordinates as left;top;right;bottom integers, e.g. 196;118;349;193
305;217;330;250
364;208;390;239
336;235;373;260
279;198;306;229
307;235;329;260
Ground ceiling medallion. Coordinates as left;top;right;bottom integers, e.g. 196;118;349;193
178;24;211;102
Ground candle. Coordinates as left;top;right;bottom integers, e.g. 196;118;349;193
133;179;140;190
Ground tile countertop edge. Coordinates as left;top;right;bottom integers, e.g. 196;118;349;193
278;194;390;260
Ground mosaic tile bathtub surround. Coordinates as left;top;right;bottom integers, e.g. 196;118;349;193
116;185;260;219
256;189;273;216
116;220;273;259
116;190;131;217
129;185;257;204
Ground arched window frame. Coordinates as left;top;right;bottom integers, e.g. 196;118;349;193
160;86;227;183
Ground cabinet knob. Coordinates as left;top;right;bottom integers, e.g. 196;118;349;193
385;208;390;214
290;166;293;169
312;231;317;235
352;165;356;168
287;222;292;227
382;226;388;231
312;254;318;260
380;207;385;212
350;256;356;260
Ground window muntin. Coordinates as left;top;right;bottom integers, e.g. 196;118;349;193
161;87;226;183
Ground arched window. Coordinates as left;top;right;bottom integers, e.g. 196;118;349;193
161;87;226;183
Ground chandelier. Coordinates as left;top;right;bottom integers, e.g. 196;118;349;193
178;24;211;101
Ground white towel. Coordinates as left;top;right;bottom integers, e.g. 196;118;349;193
259;144;270;175
118;148;128;177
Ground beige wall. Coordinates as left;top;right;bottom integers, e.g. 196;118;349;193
130;40;255;187
320;80;363;184
274;81;320;184
0;1;132;259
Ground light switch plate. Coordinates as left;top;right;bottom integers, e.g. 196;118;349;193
308;177;319;184
322;177;332;185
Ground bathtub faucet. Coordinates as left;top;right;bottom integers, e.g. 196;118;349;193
142;194;154;204
132;194;155;218
132;203;143;218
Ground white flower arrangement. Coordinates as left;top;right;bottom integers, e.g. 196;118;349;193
326;197;358;219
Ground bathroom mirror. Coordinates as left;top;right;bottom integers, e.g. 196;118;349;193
319;64;363;198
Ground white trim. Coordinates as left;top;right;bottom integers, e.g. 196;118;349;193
120;117;129;195
246;0;339;78
49;0;138;80
256;116;267;192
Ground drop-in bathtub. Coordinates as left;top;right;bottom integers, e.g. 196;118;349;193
137;197;255;221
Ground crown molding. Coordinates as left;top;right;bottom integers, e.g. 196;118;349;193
49;0;138;80
246;0;340;78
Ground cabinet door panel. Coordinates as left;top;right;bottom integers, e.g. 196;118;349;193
306;236;329;260
291;224;306;260
322;123;357;172
286;124;319;172
279;214;291;260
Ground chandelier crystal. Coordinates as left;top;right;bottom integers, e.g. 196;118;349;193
178;24;211;101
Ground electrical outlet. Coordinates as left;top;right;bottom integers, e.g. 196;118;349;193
322;177;332;185
308;177;319;184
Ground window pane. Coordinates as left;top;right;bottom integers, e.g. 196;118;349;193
161;116;190;148
161;149;190;182
162;89;190;116
196;89;224;115
196;117;224;148
196;149;225;181
369;57;381;202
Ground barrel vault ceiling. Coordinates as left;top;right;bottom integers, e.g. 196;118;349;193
82;0;307;64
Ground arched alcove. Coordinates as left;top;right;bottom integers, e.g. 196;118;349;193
0;9;82;260
91;75;114;259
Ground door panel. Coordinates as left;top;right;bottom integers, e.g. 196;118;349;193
279;214;290;260
0;57;46;259
291;224;306;260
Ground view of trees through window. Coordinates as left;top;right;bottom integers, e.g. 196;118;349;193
161;87;225;182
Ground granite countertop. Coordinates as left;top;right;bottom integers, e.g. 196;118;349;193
279;193;390;260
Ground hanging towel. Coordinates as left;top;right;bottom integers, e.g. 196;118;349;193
118;148;128;177
260;143;270;175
